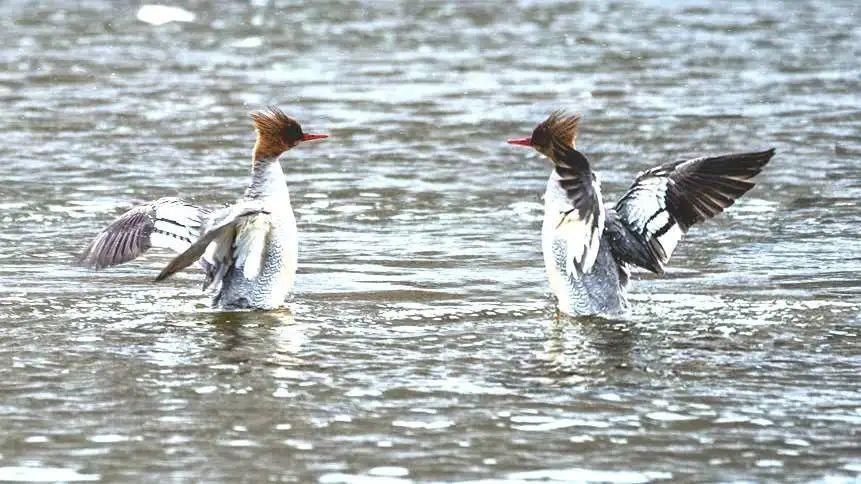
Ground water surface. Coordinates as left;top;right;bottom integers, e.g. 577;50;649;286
0;0;859;482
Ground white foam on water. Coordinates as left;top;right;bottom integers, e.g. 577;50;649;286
511;416;611;431
136;5;195;25
497;467;673;483
0;467;99;482
218;439;258;448
345;388;383;398
230;37;263;49
368;466;409;477
88;434;129;443
391;419;454;430
319;474;411;484
283;439;313;450
645;411;697;422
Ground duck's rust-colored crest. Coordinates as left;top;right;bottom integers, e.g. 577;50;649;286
532;110;581;151
250;107;304;162
506;110;582;159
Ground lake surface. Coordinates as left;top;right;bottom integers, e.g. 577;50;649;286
0;0;859;482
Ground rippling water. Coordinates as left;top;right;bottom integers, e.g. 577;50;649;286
1;0;859;482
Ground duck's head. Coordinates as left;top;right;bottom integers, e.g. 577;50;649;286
507;110;581;160
250;107;328;162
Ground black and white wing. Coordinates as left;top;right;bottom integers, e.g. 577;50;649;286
155;201;268;285
608;148;775;273
79;197;207;269
551;149;605;277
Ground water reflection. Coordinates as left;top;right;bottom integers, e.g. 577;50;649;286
208;309;299;363
542;315;636;379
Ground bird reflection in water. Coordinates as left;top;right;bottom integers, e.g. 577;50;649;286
208;309;302;365
542;313;637;379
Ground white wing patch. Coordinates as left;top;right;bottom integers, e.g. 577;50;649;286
620;176;667;232
552;180;605;278
656;223;683;262
151;198;203;251
233;215;271;280
149;231;191;253
617;175;684;264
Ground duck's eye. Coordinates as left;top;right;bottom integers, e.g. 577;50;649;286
284;125;302;143
531;125;549;146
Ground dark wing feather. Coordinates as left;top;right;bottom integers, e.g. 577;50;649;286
604;209;662;273
79;207;155;269
610;148;775;273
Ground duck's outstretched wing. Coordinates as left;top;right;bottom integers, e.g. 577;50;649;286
607;148;775;274
155;202;268;283
79;197;207;269
549;148;605;277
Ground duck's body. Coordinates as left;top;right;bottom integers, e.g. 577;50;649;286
80;107;327;310
509;111;775;317
542;175;626;315
200;156;299;310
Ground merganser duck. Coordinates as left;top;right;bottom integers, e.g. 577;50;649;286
80;107;329;310
507;111;775;316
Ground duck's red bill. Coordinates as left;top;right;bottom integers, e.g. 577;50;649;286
506;137;532;146
301;133;329;141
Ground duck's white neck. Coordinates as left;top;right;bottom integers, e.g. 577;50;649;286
245;157;289;201
543;169;570;211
